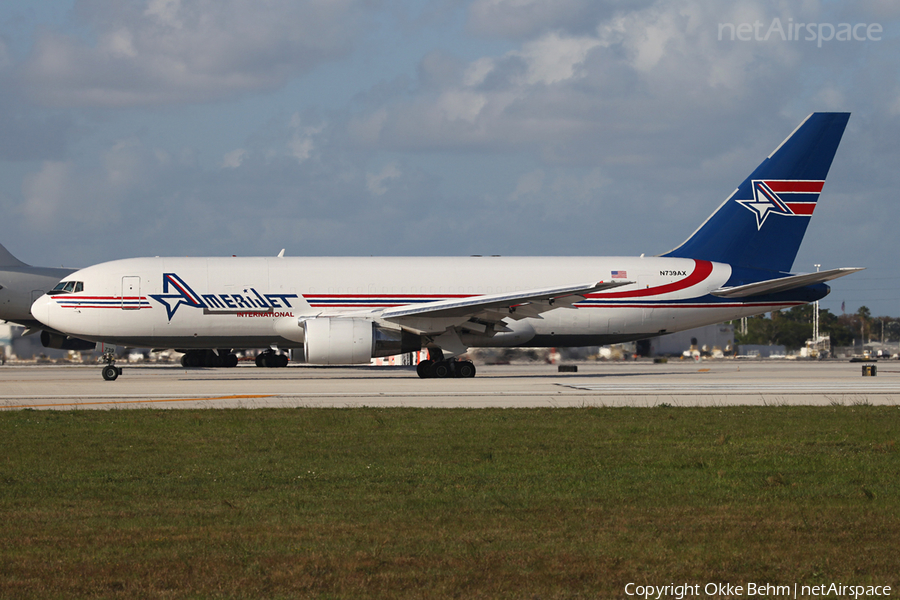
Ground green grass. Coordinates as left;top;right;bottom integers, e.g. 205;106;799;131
1;406;899;599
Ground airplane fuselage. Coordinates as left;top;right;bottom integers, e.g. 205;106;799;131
30;255;822;351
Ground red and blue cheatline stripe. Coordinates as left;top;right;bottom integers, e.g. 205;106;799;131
303;293;472;308
56;296;152;309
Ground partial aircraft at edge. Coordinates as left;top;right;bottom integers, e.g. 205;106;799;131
29;112;862;380
0;243;95;352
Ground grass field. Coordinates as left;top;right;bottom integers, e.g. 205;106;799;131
1;406;898;599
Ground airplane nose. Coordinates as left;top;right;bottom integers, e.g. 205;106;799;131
30;294;53;327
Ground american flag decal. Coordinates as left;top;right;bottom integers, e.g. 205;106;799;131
611;270;627;278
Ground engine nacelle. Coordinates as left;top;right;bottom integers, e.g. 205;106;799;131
303;318;373;364
302;318;421;364
40;330;97;351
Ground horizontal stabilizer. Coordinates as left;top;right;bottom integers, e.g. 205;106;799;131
711;267;864;298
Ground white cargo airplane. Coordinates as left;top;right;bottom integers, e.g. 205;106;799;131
31;113;861;380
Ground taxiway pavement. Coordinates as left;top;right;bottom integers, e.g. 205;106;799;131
1;360;897;410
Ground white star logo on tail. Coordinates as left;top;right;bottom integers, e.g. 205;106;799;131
736;180;823;230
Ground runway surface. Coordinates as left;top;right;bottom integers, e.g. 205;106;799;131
1;359;898;409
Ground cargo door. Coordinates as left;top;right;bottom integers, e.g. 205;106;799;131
122;276;141;310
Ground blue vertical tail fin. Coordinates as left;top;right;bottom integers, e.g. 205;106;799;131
663;112;850;273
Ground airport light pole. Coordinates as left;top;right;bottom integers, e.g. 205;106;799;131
813;264;820;344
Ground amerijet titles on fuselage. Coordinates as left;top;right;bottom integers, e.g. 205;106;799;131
151;273;299;319
51;272;301;320
31;113;863;380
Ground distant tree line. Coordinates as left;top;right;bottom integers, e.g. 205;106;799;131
734;305;900;351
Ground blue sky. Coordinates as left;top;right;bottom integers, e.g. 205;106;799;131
1;0;899;317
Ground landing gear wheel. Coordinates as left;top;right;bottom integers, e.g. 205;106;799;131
102;365;120;381
256;351;288;367
224;353;239;368
416;359;434;378
432;361;452;378
455;361;476;378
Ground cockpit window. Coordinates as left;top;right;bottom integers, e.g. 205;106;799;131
48;281;84;295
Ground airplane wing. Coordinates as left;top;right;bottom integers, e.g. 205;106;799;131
711;267;863;298
376;279;633;335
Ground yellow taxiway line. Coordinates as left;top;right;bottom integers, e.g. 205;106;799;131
11;394;275;409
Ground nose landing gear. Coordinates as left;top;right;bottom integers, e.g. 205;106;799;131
101;349;122;381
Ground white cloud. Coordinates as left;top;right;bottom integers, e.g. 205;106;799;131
21;161;71;228
221;149;246;169
289;138;315;164
350;0;860;165
18;0;370;108
366;164;401;196
287;118;325;164
437;90;487;122
104;138;152;189
463;57;495;87
467;0;619;39
18;138;168;233
105;28;138;59
513;31;601;84
144;0;185;28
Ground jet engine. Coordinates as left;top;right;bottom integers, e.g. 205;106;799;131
40;330;97;351
302;318;420;364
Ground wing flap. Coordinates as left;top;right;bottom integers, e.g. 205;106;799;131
711;267;863;298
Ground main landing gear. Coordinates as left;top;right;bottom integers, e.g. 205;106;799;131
416;349;476;378
180;350;238;368
416;358;476;378
255;351;289;368
101;349;122;381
